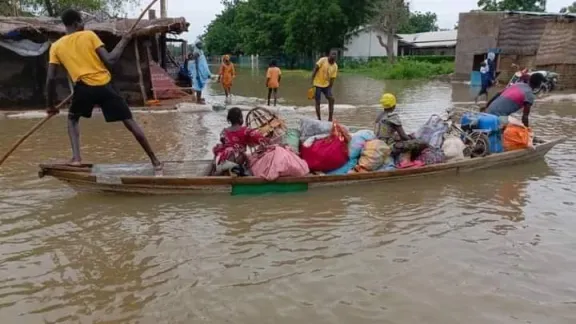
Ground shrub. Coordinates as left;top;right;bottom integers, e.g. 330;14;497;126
341;57;454;80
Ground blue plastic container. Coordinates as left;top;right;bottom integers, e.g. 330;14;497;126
470;71;482;87
460;112;480;130
477;113;503;154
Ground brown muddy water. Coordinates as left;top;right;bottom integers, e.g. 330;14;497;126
0;69;575;323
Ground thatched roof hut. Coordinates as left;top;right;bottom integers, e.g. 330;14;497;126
0;16;188;39
455;11;576;88
0;16;189;109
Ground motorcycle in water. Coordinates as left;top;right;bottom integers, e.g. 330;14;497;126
506;69;559;94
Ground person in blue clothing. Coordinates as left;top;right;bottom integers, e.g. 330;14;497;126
187;40;211;104
475;52;497;104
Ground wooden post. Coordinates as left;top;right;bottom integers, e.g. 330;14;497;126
148;9;156;20
160;0;167;18
134;39;148;105
144;40;158;101
156;34;163;67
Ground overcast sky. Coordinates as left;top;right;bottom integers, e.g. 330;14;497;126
129;0;570;41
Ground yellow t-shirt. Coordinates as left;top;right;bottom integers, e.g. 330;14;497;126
313;57;338;88
49;30;111;86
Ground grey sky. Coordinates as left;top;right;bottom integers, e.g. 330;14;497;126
130;0;570;41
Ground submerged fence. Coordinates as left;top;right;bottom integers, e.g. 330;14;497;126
206;55;316;70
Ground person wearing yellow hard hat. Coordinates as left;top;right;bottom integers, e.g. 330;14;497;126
374;93;428;161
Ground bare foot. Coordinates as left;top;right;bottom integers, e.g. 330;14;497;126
67;160;82;167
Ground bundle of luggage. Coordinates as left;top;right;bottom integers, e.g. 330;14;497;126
248;117;469;180
246;112;536;181
460;112;535;154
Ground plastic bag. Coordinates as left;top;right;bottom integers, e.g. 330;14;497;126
418;147;445;165
349;130;375;159
503;124;533;151
302;134;330;147
415;115;448;148
307;87;315;100
249;145;310;181
326;158;358;175
300;136;348;172
354;139;391;172
282;128;301;154
299;117;348;141
442;136;466;160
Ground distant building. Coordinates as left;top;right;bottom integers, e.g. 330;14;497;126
455;11;576;88
397;30;458;56
343;27;457;60
0;16;189;108
343;26;399;60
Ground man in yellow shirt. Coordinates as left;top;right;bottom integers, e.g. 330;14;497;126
45;9;162;171
311;50;338;121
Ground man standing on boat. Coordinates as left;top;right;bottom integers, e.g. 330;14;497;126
45;9;163;172
311;50;338;121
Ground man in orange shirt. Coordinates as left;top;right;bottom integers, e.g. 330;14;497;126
45;9;162;171
266;60;282;106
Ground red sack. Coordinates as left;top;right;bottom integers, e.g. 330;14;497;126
300;136;348;172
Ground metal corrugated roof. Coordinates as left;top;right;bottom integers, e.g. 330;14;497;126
412;40;457;48
397;30;458;45
503;10;576;18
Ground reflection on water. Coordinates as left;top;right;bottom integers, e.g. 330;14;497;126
0;69;576;323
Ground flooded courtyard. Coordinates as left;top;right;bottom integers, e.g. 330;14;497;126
0;69;575;323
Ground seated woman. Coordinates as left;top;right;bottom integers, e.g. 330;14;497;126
212;107;267;176
374;93;428;161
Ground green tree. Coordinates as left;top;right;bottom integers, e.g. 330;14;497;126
285;0;348;55
203;3;243;55
203;0;373;57
371;0;410;63
560;2;576;13
477;0;546;12
399;11;439;33
234;0;292;55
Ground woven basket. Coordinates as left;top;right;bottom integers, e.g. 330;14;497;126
245;107;287;144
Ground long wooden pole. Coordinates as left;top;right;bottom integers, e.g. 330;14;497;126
134;39;148;105
0;94;72;166
0;0;159;168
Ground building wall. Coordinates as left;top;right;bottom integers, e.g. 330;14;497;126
0;35;161;109
454;12;503;80
0;47;70;109
343;29;398;59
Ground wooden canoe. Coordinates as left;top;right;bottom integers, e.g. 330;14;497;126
38;137;566;195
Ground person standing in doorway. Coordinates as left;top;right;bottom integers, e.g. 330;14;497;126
266;60;281;106
311;50;338;121
475;52;497;104
45;9;162;172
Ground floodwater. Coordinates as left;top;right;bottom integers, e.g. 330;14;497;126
0;68;575;323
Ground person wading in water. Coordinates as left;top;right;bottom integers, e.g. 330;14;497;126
45;9;163;172
311;50;338;121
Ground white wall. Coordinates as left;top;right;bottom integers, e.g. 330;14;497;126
343;29;398;59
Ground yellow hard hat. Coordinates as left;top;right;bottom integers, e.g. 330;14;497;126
380;93;397;109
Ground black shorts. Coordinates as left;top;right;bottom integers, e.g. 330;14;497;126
69;81;133;122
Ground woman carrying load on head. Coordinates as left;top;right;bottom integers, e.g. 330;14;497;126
374;93;428;160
